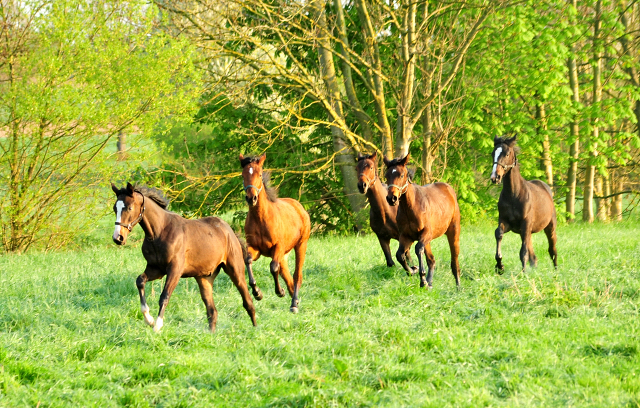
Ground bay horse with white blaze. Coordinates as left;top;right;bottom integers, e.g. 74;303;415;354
490;135;557;272
239;154;311;313
384;154;461;289
111;183;256;332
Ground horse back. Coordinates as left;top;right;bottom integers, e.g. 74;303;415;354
526;180;556;232
181;216;243;275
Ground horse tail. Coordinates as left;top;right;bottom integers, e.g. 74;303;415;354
235;232;249;261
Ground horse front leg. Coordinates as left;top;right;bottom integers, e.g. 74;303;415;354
245;245;263;301
270;245;287;298
495;221;510;274
377;236;395;267
136;265;163;327
395;237;416;276
154;261;184;333
417;240;436;289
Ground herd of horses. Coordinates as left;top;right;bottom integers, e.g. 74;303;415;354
110;135;558;333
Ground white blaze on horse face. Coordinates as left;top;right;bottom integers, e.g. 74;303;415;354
113;200;125;240
491;147;503;178
249;167;253;175
392;168;397;173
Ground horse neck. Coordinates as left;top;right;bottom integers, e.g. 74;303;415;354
399;182;418;212
248;187;272;220
503;164;526;198
367;176;390;214
139;197;167;240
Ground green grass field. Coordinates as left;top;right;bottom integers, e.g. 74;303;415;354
0;222;638;407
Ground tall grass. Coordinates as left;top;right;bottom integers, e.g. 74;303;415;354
0;221;638;407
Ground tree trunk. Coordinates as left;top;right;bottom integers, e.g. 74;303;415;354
354;0;393;158
333;0;374;143
312;0;366;227
584;0;602;223
394;0;417;158
565;13;580;221
536;102;553;187
595;174;606;221
421;104;433;184
612;176;624;221
117;132;127;161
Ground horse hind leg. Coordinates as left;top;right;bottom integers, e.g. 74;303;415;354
245;246;263;301
544;222;558;269
195;275;218;332
290;240;308;314
446;221;461;289
279;257;295;298
224;261;257;327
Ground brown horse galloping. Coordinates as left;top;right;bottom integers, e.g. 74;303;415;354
111;183;256;332
239;154;311;313
384;154;461;289
356;152;407;268
490;135;557;273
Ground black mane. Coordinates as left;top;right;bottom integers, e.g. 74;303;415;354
135;186;170;209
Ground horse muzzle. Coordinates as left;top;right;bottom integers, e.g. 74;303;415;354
357;181;368;194
491;173;502;184
113;235;125;245
386;194;399;206
246;195;258;206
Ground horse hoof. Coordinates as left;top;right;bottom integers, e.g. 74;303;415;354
427;285;433;291
495;267;504;275
276;289;285;298
143;313;155;327
153;317;164;333
253;288;264;301
290;306;299;314
387;261;395;268
407;266;418;276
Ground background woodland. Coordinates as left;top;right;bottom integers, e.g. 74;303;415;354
2;0;640;251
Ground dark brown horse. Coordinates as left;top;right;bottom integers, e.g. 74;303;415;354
356;152;404;268
111;183;256;332
490;135;557;272
384;154;461;289
239;154;311;313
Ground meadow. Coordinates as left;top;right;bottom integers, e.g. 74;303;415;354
0;221;638;407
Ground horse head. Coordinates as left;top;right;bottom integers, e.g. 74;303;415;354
383;153;411;206
111;182;145;245
356;152;378;194
239;153;266;207
491;135;518;184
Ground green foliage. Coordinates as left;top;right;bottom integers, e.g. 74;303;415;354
0;222;639;405
0;0;200;252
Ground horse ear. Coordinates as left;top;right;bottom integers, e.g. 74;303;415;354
239;153;245;162
506;135;517;146
111;183;119;196
258;153;266;166
494;135;502;146
126;182;135;196
383;157;391;167
400;153;410;166
357;152;363;161
371;151;377;161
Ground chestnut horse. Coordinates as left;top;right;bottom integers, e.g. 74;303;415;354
239;154;311;313
490;135;557;272
111;183;256;332
356;152;410;269
384;154;461;289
